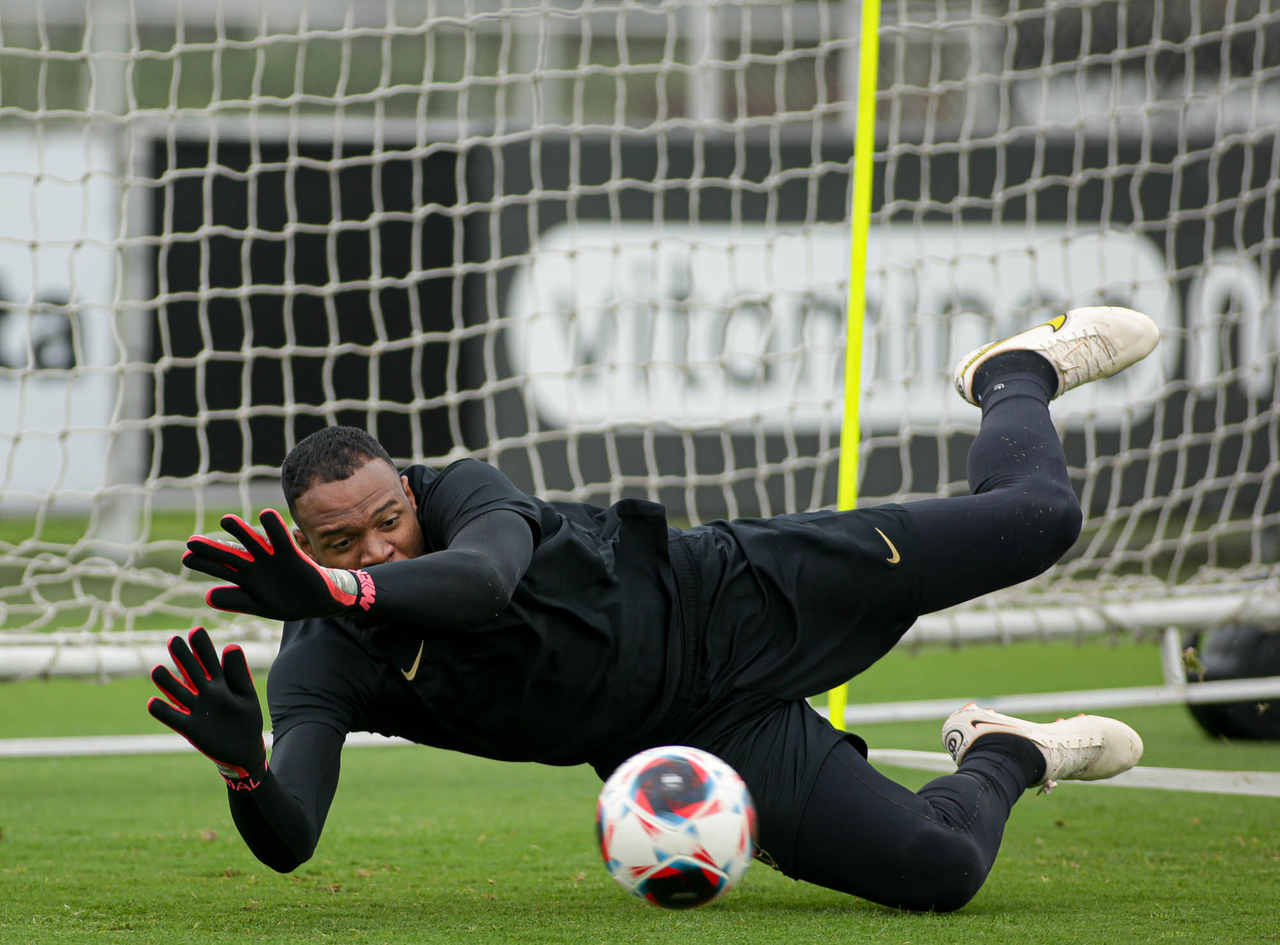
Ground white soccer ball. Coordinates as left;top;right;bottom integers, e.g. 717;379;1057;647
595;745;757;909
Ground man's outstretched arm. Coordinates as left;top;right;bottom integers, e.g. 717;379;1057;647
181;508;534;629
363;509;534;625
226;721;343;872
147;628;342;872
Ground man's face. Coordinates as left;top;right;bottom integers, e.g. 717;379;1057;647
292;458;426;568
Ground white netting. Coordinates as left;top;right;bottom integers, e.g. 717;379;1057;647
2;0;1279;675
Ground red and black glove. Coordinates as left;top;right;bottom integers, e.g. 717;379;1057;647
147;627;267;790
182;508;374;621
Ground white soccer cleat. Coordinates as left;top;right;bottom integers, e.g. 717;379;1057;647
953;305;1160;406
941;703;1144;793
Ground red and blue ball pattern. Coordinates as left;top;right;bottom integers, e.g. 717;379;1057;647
596;746;757;909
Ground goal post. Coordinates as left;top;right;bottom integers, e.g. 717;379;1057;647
1;1;1279;698
829;0;883;732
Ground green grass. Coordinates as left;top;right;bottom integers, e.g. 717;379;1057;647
2;641;1279;944
0;510;204;548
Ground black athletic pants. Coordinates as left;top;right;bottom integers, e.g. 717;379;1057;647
787;372;1081;911
663;365;1081;912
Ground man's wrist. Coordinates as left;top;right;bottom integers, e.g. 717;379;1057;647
325;568;376;613
327;568;359;598
217;757;268;791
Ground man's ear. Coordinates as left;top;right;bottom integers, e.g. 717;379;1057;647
294;526;313;557
401;475;418;514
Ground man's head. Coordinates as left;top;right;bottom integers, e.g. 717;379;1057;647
281;426;426;568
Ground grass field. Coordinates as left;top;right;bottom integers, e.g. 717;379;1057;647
2;639;1278;945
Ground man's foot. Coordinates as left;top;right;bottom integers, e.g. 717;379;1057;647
942;703;1144;793
953;306;1160;406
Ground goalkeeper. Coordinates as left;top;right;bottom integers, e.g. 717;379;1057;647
152;306;1155;912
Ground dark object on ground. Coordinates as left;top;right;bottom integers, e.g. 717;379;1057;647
1186;624;1280;740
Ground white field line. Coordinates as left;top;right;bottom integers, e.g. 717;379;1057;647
0;730;398;757
2;732;1279;798
866;749;1280;797
814;677;1280;724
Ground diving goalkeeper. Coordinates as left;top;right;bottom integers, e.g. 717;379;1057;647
151;306;1155;912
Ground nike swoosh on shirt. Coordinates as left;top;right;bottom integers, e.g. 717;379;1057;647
874;527;902;565
401;641;425;681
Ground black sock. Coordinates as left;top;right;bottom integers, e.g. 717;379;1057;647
973;350;1058;407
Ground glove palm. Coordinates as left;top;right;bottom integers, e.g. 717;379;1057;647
147;627;267;788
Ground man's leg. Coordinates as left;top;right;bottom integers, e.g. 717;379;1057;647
698;307;1160;699
789;703;1143;911
790;735;1045;912
905;305;1160;615
705;342;1094;697
692;697;1047;912
899;347;1082;615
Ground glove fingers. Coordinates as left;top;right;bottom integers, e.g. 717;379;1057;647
150;663;195;710
218;513;273;557
166;633;211;690
181;550;242;584
206;585;271;618
184;535;252;569
258;508;298;554
187;627;223;682
221;644;258;700
146;694;194;736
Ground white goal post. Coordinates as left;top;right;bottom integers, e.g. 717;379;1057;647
1;1;1279;706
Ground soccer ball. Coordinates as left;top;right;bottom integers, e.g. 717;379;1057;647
595;745;756;909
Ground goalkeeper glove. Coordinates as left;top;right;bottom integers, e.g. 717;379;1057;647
183;508;374;621
147;627;267;790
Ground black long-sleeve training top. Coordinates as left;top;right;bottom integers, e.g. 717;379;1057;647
227;459;691;871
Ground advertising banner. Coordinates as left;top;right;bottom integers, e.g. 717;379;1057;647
0;130;117;507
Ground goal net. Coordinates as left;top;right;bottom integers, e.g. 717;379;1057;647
2;0;1279;680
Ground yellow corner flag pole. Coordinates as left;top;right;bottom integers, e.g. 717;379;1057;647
828;0;882;732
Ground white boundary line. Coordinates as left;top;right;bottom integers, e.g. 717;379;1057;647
813;676;1280;725
867;749;1280;798
0;731;396;758
3;733;1280;798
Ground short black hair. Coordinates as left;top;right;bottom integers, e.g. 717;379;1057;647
281;426;397;517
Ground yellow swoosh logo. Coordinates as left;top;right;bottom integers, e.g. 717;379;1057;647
1045;313;1067;331
874;527;901;565
401;641;425;681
